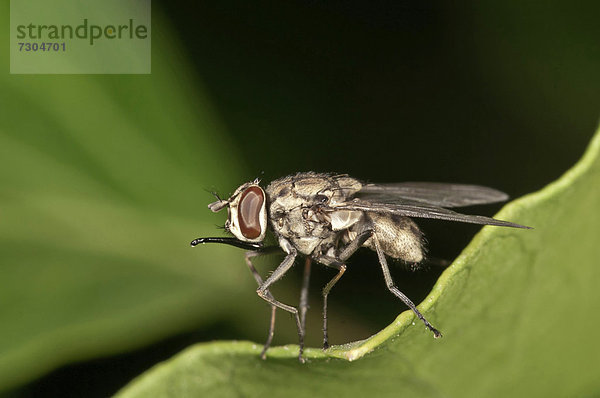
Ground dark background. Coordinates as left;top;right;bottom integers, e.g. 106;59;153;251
12;1;600;396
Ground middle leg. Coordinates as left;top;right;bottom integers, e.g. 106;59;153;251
321;260;346;349
318;228;374;349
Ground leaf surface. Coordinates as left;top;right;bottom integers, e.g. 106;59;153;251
117;128;600;398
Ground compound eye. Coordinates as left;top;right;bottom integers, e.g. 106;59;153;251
238;186;265;239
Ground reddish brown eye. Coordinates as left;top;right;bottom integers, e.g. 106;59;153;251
238;186;264;239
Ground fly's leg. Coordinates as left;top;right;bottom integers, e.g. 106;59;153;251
372;234;442;338
244;246;280;360
299;257;312;333
338;229;374;262
319;229;374;349
256;239;306;362
321;260;346;349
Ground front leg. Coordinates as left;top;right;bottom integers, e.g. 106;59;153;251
244;246;280;360
299;257;312;333
256;238;306;362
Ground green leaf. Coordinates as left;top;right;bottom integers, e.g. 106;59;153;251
0;4;256;392
116;128;600;397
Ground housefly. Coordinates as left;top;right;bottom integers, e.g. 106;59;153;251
191;172;530;362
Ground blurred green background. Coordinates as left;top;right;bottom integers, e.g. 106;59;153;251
1;1;599;397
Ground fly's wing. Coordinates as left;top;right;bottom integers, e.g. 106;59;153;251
330;198;531;229
358;182;509;208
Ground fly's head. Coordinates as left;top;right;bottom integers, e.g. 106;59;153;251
191;179;268;250
210;180;268;243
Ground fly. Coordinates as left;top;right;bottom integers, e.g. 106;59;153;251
191;172;531;362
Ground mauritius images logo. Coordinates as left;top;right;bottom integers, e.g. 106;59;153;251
15;18;148;46
10;0;151;74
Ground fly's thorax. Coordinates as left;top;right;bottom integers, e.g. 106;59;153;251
362;213;425;263
265;172;363;205
268;201;335;255
265;172;362;255
265;171;364;237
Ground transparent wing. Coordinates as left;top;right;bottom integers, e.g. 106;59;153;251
358;182;509;208
329;198;531;229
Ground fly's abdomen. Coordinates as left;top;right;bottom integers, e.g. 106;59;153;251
364;214;425;263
